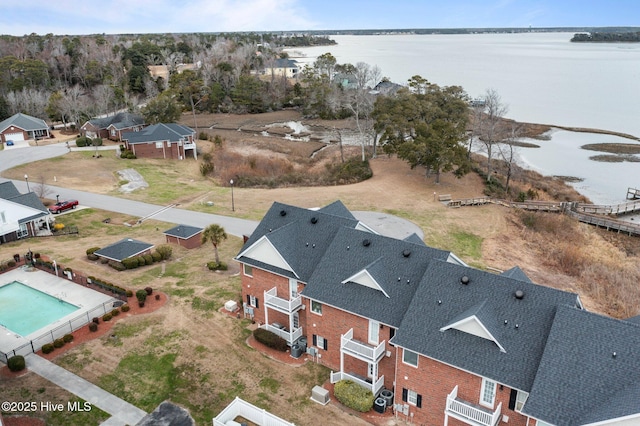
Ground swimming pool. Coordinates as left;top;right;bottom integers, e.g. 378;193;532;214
0;281;79;337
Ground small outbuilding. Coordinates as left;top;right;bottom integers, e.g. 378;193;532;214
163;224;203;249
94;238;154;262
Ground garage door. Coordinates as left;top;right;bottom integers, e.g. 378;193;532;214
5;132;25;141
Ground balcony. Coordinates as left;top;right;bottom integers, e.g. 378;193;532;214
341;328;386;363
446;385;502;426
330;371;385;396
183;141;196;150
262;323;303;346
264;287;302;313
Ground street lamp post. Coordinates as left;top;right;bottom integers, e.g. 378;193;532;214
24;174;30;193
230;179;235;212
56;194;60;204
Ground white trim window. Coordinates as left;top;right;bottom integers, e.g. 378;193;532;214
515;390;528;412
368;320;379;344
402;348;418;367
311;300;322;315
243;264;253;277
155;141;163;148
480;378;497;408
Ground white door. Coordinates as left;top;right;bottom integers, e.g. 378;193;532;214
289;278;298;298
369;319;379;344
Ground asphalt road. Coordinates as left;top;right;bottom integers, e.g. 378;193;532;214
0;143;424;240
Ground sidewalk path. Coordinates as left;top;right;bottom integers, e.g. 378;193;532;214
25;353;147;426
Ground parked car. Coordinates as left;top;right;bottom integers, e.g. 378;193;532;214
6;140;14;146
48;200;79;214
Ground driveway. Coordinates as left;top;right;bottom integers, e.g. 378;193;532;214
0;143;423;240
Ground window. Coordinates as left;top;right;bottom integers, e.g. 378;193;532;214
509;389;529;412
246;295;259;308
243;264;253;277
311;300;322;315
313;334;328;350
401;388;422;408
480;378;496;408
155;141;163;148
402;349;418;367
535;421;554;426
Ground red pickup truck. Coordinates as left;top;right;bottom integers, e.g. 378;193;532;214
48;200;79;214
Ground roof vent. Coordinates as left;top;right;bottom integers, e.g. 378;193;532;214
515;290;525;300
310;216;318;224
362;239;371;247
438;300;442;305
612;352;617;358
402;249;411;258
460;276;469;285
280;209;287;216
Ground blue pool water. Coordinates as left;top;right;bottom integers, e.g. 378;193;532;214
0;281;79;337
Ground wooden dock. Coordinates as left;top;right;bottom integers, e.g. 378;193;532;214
566;211;640;237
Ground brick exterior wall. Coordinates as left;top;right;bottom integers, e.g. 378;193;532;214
165;234;202;249
395;354;529;426
1;128;27;143
241;265;291;325
127;141;187;159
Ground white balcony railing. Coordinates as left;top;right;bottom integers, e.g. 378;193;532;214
263;323;303;345
264;287;302;313
341;328;386;363
446;385;502;426
183;142;196;150
330;371;385;396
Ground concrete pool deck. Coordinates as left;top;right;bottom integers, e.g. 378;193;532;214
0;267;118;359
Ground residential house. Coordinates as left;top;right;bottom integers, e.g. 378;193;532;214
94;238;154;263
0;113;50;144
121;123;197;160
236;200;640;426
259;58;300;79
80;112;145;141
163;224;203;249
0;181;52;243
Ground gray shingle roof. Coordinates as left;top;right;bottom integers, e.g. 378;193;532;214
122;123;193;144
392;260;580;392
163;224;202;239
403;232;426;246
303;227;451;327
523;305;640;425
0;181;21;199
237;202;361;282
317;200;356;220
501;266;533;282
84;112;144;131
95;238;154;262
0;113;48;132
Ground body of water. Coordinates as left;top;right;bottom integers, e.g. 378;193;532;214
287;33;640;204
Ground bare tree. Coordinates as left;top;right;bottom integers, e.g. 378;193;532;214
33;175;53;199
476;88;509;182
496;121;524;196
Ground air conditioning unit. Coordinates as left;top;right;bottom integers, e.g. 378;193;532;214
224;300;238;312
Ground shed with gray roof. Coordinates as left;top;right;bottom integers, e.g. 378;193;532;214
163;224;203;249
95;238;154;262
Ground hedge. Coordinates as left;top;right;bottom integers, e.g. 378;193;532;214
8;355;25;372
42;343;54;354
334;380;375;412
253;328;288;352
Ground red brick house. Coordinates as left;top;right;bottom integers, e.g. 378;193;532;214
163;224;203;249
0;181;52;243
80;112;145;141
121;123;196;160
236;201;640;426
0;113;50;144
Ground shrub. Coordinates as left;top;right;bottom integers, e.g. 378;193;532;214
126;289;133;297
108;260;126;271
53;338;65;348
63;334;74;343
334;380;375;412
121;304;130;312
207;261;228;271
75;136;91;147
92;317;100;324
122;258;138;269
42;343;55;354
136;256;146;266
136;290;147;304
143;254;154;265
253;328;288;352
7;355;26;372
111;309;120;317
102;313;112;322
198;131;208;140
151;252;162;262
86;247;101;255
7;260;16;267
53;223;65;231
100;257;109;264
33;253;40;259
92;137;103;146
145;287;153;295
89;322;98;332
155;245;172;260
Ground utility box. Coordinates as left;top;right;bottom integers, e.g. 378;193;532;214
310;385;329;405
224;300;238;312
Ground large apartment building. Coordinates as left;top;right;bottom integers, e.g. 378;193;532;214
235;201;640;426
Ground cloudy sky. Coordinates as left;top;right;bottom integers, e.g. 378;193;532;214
2;0;638;36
